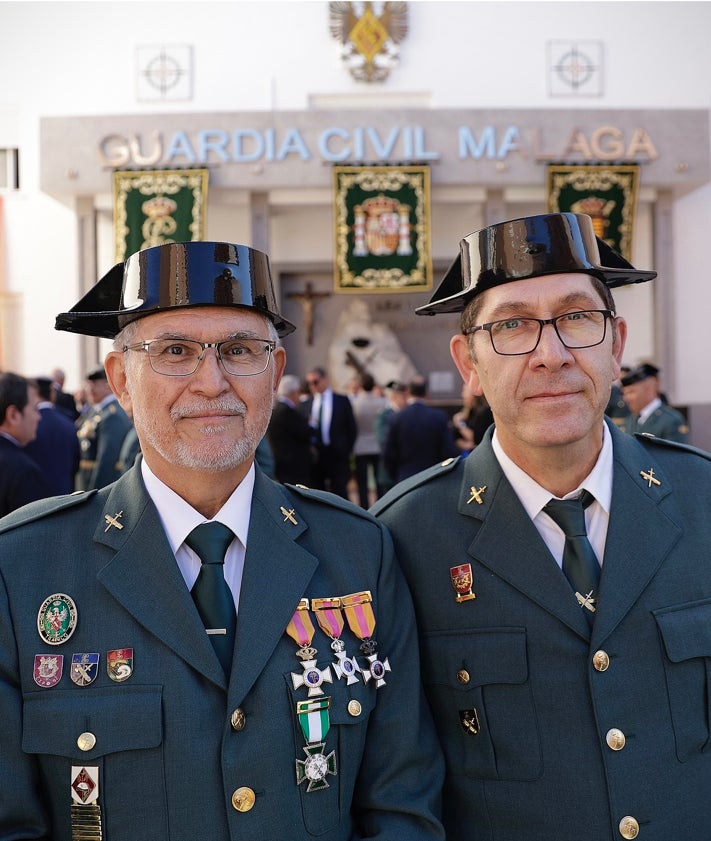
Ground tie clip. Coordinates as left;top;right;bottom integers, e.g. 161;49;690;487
206;628;227;635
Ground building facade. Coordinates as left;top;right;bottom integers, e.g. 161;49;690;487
2;1;711;445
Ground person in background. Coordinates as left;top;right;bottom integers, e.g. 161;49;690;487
302;366;357;499
382;377;458;483
451;383;493;455
351;373;388;507
0;240;444;841
374;380;409;494
267;373;313;486
51;366;80;421
621;362;689;442
23;376;80;495
373;212;711;840
0;372;50;517
75;367;133;490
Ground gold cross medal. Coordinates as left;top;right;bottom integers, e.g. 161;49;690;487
450;564;476;602
295;697;337;792
341;591;391;688
287;599;333;696
311;597;361;685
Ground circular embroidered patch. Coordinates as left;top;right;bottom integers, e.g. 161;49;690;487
37;593;78;645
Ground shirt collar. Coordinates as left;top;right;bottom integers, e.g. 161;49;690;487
492;422;613;519
141;458;255;555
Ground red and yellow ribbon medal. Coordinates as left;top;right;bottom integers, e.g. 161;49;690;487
341;591;391;688
287;598;333;697
311;597;362;685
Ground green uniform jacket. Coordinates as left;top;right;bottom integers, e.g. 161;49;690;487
0;463;444;841
373;421;711;841
623;402;689;443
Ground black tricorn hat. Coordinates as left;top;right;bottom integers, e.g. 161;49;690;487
620;363;660;387
55;241;296;338
416;213;657;316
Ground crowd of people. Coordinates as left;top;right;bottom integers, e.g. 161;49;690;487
0;348;691;521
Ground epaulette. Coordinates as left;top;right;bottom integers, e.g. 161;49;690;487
371;456;462;515
0;489;98;534
285;484;376;522
634;433;711;462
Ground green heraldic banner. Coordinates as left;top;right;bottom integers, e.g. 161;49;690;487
546;164;640;261
113;168;209;262
333;165;432;293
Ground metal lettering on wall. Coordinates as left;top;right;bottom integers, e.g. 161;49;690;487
96;124;658;169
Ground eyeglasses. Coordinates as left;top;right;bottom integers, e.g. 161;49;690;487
122;337;277;377
465;310;613;356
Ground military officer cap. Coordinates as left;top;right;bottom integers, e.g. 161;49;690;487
416;212;657;316
620;363;660;387
85;367;107;381
55;240;296;339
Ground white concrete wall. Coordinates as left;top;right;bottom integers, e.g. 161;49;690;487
1;1;710;407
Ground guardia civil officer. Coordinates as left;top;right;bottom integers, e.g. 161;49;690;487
621;362;689;442
372;213;711;840
75;367;133;490
0;241;444;840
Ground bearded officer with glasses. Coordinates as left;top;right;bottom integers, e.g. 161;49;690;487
0;241;444;841
372;213;711;841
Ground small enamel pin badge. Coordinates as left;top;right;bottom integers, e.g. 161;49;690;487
450;564;476;602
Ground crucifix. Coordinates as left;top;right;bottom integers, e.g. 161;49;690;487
286;282;331;345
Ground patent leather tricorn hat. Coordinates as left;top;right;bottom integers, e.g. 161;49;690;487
416;212;657;316
55;241;296;338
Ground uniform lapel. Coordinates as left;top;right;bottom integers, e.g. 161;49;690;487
460;442;591;636
95;466;227;688
229;471;319;705
591;425;682;645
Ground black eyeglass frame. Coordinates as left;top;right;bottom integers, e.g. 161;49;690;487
122;338;277;377
463;309;614;356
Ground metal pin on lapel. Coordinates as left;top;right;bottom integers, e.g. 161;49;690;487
281;506;298;525
640;468;661;488
467;486;487;505
104;511;124;532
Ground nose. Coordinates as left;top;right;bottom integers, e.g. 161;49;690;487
190;346;231;393
529;321;574;368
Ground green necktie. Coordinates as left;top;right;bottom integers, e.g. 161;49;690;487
186;522;236;675
544;491;600;623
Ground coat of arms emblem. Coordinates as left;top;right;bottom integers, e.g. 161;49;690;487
329;1;409;82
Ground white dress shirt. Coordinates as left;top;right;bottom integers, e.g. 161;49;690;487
492;423;613;569
141;458;253;612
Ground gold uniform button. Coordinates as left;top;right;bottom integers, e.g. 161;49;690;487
593;650;610;671
232;787;256;812
231;708;246;731
77;732;96;752
606;728;626;751
457;669;471;685
347;699;362;717
619;815;639;839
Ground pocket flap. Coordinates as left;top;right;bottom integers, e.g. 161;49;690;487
421;627;528;689
655;599;711;662
23;685;163;759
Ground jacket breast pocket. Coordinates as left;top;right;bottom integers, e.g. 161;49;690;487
655;599;711;761
421;627;541;781
22;685;167;840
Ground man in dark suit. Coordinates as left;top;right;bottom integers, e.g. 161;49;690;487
302;366;357;499
24;376;81;495
0;240;444;841
51;367;80;421
383;377;458;482
267;374;313;485
0;372;51;517
373;213;711;840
